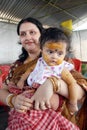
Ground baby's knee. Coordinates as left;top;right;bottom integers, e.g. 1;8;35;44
50;94;59;110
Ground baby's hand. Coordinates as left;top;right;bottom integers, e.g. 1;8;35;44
31;79;54;110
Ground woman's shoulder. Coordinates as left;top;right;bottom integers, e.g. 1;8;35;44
10;59;23;68
4;60;23;85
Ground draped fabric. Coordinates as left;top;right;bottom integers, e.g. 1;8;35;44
5;58;87;130
6;109;79;130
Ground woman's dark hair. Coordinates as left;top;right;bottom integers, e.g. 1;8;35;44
17;17;44;62
17;17;44;35
40;27;71;51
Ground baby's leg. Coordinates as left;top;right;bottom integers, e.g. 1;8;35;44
50;94;59;110
61;69;79;114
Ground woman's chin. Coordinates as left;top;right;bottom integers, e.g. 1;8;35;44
26;46;36;51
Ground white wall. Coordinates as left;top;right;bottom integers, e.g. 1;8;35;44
0;21;22;64
71;30;87;61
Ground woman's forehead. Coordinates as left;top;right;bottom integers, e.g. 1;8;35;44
19;22;40;32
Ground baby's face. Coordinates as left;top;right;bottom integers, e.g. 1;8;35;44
42;42;67;66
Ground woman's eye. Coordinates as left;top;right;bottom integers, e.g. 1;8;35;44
30;31;35;35
20;32;26;36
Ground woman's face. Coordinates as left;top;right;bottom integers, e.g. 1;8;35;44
19;22;41;54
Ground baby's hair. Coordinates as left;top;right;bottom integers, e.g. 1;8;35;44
40;27;71;51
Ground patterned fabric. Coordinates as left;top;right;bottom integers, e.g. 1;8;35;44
5;60;22;85
71;70;87;91
5;60;80;130
27;57;74;86
6;109;79;130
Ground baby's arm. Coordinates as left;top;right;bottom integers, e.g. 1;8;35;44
53;71;86;114
49;75;85;114
44;78;69;111
61;69;81;114
32;76;85;113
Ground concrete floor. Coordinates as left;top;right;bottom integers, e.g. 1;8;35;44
0;106;9;130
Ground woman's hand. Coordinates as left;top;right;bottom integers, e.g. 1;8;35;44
12;90;33;113
31;79;53;110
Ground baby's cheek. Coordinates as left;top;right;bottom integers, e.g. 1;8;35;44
42;54;49;64
57;58;63;65
50;94;59;110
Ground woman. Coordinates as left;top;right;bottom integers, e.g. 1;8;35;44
0;17;86;130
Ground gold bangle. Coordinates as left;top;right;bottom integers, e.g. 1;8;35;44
48;76;59;92
6;94;16;108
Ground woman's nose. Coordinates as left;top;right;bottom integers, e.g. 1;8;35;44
25;32;31;40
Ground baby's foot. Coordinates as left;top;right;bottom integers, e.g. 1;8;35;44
68;101;78;115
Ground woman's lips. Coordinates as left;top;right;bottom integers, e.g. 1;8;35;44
25;42;33;45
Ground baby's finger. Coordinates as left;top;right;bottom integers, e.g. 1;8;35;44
16;108;26;113
40;101;47;110
34;101;40;110
45;100;51;108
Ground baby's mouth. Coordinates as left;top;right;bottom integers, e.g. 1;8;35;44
50;61;57;65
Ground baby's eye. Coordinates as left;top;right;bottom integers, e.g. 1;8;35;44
58;51;63;56
49;50;53;53
47;50;53;54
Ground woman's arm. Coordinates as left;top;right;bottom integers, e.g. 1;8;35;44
0;83;33;112
0;84;10;105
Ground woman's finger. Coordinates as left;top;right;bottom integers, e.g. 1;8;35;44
13;93;33;111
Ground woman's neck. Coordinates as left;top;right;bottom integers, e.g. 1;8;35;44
29;50;41;59
24;51;40;64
